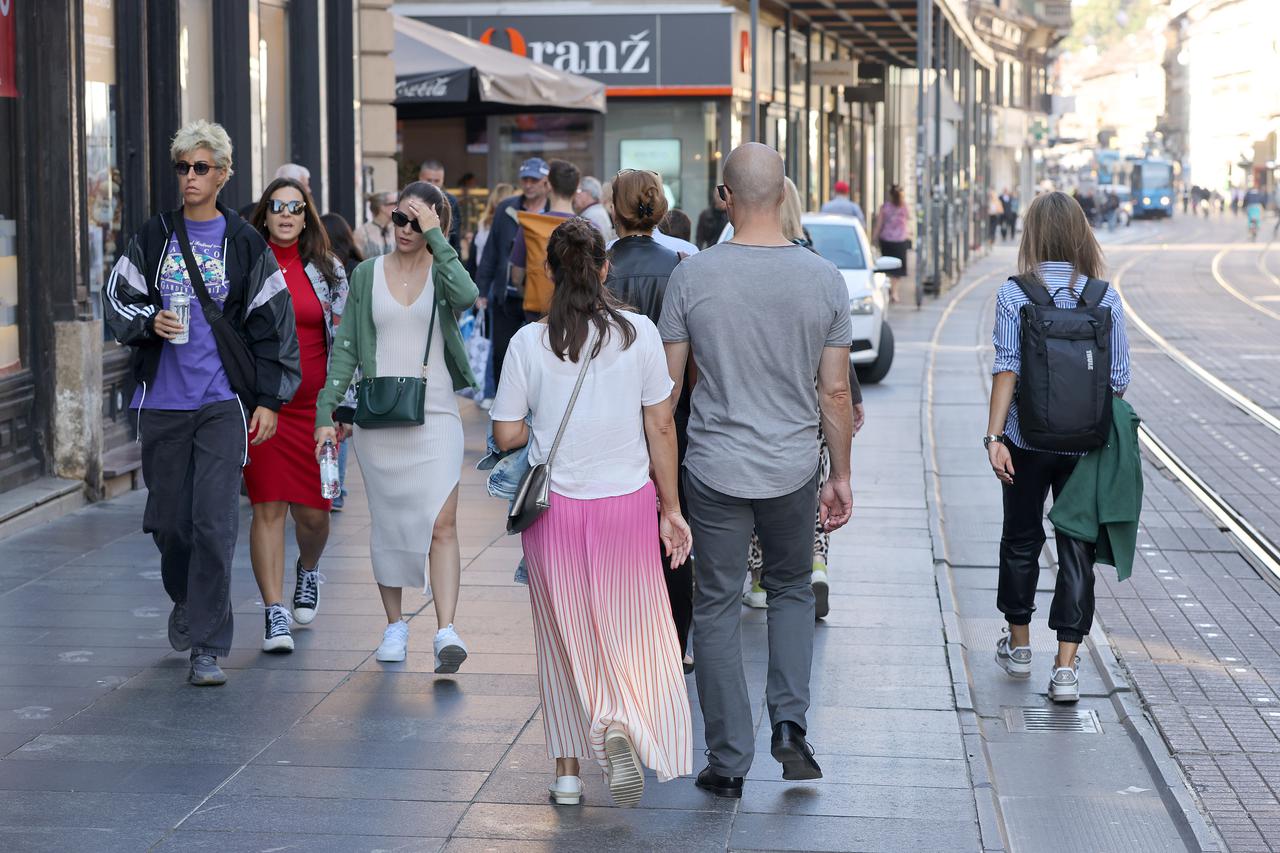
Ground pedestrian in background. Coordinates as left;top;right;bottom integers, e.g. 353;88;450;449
245;178;348;652
356;191;397;259
660;143;854;799
315;182;479;672
477;158;551;389
321;212;364;512
696;190;729;249
574;175;616;242
659;209;693;245
103;120;301;686
511;159;581;321
419;159;463;254
470;182;516;293
999;188;1016;240
492;217;693;809
988;190;1131;703
275;162;311;193
820;179;866;228
871;185;910;305
605;168;694;671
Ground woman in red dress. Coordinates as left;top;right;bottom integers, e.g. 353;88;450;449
245;178;350;653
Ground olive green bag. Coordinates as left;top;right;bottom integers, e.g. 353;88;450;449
354;293;438;429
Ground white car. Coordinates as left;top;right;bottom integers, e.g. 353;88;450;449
718;213;899;382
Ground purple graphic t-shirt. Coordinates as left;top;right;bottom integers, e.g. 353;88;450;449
131;216;237;410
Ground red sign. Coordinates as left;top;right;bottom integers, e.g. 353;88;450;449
0;0;15;99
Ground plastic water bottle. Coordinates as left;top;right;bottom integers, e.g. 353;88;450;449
319;440;340;499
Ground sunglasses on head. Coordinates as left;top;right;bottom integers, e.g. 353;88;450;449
716;184;732;202
268;199;306;215
174;161;218;176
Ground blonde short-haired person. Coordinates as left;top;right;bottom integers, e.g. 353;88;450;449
103;120;302;686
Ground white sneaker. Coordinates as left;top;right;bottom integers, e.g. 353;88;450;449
811;564;830;620
604;725;644;808
549;775;583;805
433;624;468;674
375;620;409;662
477;397;494;411
1048;659;1081;703
742;587;767;609
995;633;1032;679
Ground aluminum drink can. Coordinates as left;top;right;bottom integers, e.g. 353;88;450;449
169;291;191;345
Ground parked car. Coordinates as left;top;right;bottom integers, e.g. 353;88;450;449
718;213;898;382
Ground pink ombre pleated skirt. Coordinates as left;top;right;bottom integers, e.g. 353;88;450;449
521;481;693;782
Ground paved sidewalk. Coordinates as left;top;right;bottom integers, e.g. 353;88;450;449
0;370;983;850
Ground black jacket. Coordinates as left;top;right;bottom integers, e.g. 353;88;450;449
476;195;549;307
444;190;462;254
102;202;301;411
605;235;680;320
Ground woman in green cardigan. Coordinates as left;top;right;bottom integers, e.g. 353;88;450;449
314;182;479;671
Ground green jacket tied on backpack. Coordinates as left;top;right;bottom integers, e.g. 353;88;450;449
1048;397;1143;581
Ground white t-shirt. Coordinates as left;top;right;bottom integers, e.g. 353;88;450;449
490;311;674;500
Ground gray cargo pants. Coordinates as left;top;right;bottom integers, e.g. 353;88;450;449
685;469;819;777
139;399;245;657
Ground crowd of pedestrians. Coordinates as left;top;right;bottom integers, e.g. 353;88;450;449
105;118;883;805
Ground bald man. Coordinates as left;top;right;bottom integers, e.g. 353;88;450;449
658;143;855;797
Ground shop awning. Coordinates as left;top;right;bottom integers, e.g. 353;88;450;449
393;16;606;114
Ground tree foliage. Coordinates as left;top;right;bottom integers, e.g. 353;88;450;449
1064;0;1159;53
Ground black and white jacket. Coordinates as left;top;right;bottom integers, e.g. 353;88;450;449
102;203;302;411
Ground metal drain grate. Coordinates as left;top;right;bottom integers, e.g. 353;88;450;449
1004;707;1103;734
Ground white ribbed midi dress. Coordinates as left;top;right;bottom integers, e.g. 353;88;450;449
353;256;464;589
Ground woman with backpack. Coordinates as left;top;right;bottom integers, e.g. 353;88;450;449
986;191;1131;703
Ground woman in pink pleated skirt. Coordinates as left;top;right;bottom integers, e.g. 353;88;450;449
491;216;693;808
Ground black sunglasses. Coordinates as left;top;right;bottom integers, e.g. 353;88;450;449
390;209;422;233
716;184;732;202
174;161;218;176
269;199;306;215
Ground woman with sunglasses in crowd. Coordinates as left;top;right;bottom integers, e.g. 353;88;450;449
315;182;480;671
242;177;349;653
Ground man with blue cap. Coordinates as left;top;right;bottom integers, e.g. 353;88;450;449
476;157;551;388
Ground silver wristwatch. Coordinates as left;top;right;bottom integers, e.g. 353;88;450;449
983;434;1004;449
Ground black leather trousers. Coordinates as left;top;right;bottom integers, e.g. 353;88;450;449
997;443;1097;643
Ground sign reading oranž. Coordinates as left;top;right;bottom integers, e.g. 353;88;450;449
423;12;732;89
0;0;15;99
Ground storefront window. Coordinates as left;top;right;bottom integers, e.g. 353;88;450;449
179;0;214;124
606;100;722;222
0;0;19;376
84;0;121;333
493;113;601;189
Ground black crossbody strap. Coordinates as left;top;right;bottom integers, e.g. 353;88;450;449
173;213;223;320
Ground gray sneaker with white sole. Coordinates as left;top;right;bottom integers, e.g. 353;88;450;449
1048;662;1080;703
995;634;1032;678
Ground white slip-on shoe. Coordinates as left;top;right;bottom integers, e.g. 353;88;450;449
811;563;830;620
375;620;409;662
434;624;469;674
1048;659;1081;703
549;775;583;805
604;725;644;808
995;633;1032;679
741;586;767;609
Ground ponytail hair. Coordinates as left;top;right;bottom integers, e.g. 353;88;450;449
612;169;668;232
545;218;636;362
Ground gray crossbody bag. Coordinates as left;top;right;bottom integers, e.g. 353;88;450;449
506;340;594;534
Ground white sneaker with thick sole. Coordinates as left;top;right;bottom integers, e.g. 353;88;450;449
1048;661;1081;703
433;624;468;674
549;775;583;805
811;564;830;620
741;587;767;609
375;620;409;662
995;634;1032;679
604;725;644;808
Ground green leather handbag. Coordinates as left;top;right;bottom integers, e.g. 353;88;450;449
354;294;438;429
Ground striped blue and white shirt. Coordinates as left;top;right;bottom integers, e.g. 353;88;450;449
992;261;1131;453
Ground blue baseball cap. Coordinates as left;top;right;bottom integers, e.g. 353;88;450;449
519;158;550;180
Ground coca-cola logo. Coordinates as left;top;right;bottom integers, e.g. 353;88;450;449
480;25;652;75
397;75;452;99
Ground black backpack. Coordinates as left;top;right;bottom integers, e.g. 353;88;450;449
1011;275;1112;452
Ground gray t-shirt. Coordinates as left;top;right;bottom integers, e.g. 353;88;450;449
658;241;853;499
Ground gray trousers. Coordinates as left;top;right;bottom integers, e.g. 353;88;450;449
139;399;245;657
685;469;819;777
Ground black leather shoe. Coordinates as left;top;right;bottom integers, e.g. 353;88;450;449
771;721;822;781
695;766;744;798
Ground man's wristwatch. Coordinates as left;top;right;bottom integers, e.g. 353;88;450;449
983;434;1005;449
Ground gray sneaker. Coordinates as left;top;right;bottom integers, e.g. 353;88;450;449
188;653;227;687
1048;660;1080;703
168;602;190;652
995;633;1032;679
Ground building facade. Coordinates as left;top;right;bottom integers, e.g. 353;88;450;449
0;0;389;498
